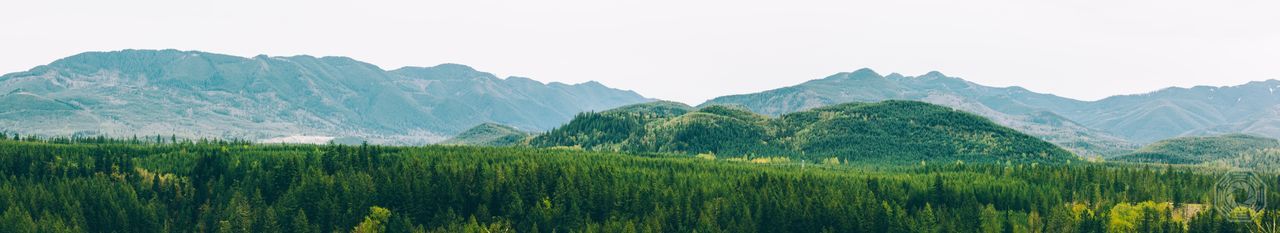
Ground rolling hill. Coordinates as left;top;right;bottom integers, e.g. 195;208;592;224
439;123;532;147
1111;134;1280;166
0;49;651;144
529;100;1076;163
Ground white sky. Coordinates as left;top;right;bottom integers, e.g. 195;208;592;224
2;0;1278;104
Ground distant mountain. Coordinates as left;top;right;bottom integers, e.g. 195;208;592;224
1059;80;1280;143
1111;134;1280;171
702;69;1135;157
440;123;531;147
529;100;1075;163
0;49;650;144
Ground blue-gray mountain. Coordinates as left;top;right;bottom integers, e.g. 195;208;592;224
0;49;650;144
703;68;1280;157
1067;80;1280;143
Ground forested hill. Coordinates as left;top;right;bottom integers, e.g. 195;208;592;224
0;49;650;144
700;69;1280;157
698;69;1136;157
1112;134;1280;168
529;100;1076;163
439;123;531;147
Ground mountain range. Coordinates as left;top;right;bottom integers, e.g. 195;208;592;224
439;122;531;147
703;69;1280;157
0;49;650;144
3;49;1279;155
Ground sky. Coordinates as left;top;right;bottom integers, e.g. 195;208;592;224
2;0;1278;105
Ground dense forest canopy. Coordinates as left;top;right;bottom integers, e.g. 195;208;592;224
0;135;1276;232
1112;134;1280;171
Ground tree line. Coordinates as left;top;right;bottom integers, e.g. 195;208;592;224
0;136;1275;232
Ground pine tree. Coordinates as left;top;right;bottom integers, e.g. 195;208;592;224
0;207;37;233
1001;213;1015;233
931;175;947;205
1027;210;1043;233
915;204;940;233
292;210;314;233
258;207;281;233
387;211;418;233
1045;206;1077;233
980;204;1002;233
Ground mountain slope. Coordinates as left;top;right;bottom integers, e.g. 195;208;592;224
1061;80;1280;142
702;69;1135;157
0;49;650;144
531;100;1075;163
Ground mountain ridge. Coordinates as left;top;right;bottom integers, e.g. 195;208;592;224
6;50;1280;150
701;68;1280;156
701;68;1132;156
0;49;651;144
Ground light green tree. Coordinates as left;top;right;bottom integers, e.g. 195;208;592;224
353;206;392;233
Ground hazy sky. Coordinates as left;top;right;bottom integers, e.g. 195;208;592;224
2;0;1277;104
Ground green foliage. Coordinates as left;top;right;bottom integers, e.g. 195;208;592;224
533;100;1075;163
1;207;37;233
1113;134;1280;171
601;100;694;117
0;136;1269;232
352;207;392;233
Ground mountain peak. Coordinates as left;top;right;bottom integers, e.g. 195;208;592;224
850;68;881;77
503;76;543;85
577;80;606;87
430;63;478;72
1245;79;1280;86
392;63;480;73
391;63;497;81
